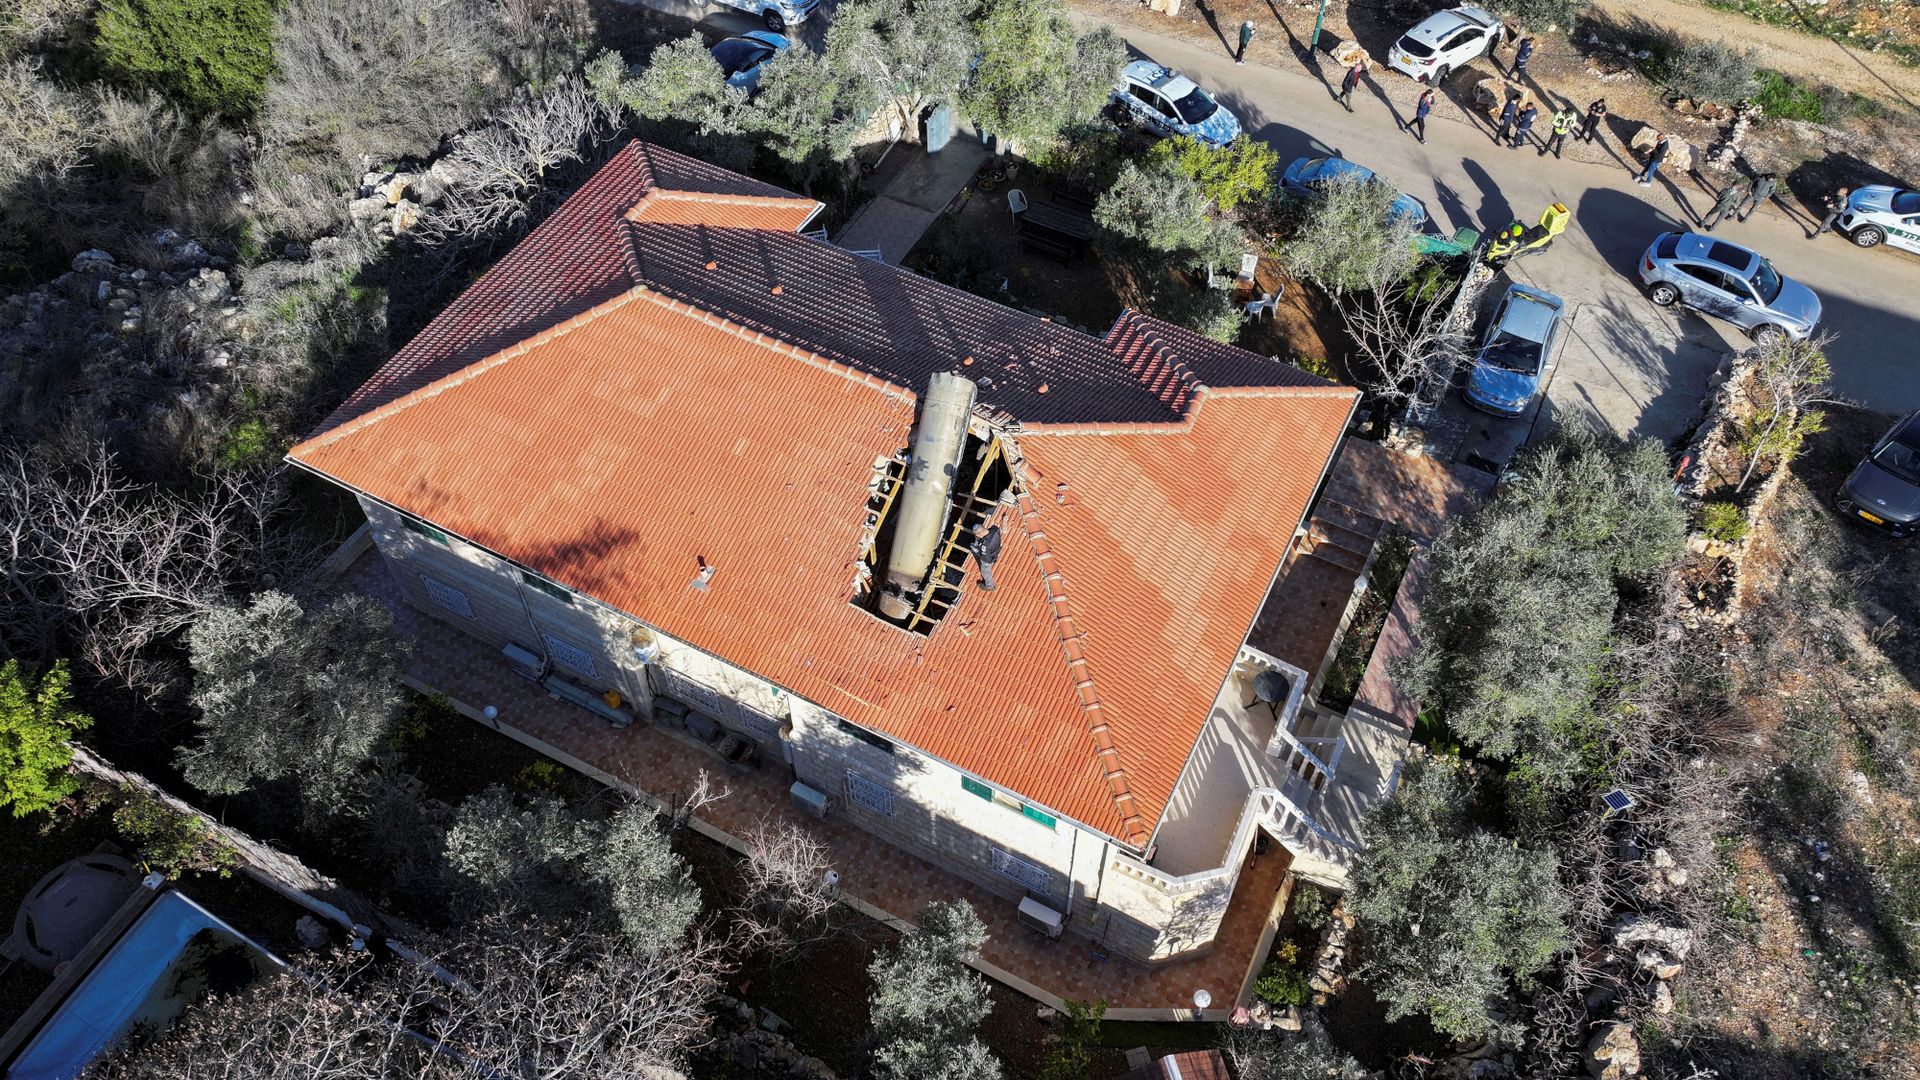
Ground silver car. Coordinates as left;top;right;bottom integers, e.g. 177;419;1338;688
1636;232;1821;344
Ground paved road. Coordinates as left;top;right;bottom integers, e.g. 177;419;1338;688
1080;14;1920;438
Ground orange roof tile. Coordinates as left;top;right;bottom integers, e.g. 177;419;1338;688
292;143;1356;847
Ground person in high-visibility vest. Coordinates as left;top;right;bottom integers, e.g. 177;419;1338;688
1542;105;1575;158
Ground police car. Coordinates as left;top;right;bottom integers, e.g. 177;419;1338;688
1112;61;1243;147
1838;186;1920;253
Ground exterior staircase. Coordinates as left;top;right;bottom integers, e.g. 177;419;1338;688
1299;498;1387;575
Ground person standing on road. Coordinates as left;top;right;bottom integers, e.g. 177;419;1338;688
1495;95;1519;143
1637;131;1670;186
1739;172;1779;221
1408;87;1435;143
1511;35;1535;79
1338;59;1364;111
1511;100;1538;149
1702;177;1750;230
1542;104;1575;157
1580;97;1608;142
1236;19;1254;64
1809;185;1851;239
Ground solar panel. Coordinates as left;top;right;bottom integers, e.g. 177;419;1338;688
1601;789;1634;813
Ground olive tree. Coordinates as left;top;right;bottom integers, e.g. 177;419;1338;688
961;0;1123;153
868;899;1003;1080
1346;756;1571;1043
1395;428;1686;795
1095;158;1241;270
178;591;408;812
827;0;978;128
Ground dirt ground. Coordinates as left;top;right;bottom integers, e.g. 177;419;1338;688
1675;406;1920;1079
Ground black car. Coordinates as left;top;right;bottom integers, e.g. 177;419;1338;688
1834;411;1920;538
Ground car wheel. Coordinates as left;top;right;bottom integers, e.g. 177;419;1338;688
1752;324;1785;347
1434;64;1451;84
761;8;784;31
1851;225;1885;248
1648;282;1680;307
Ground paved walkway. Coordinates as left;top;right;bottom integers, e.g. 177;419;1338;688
337;547;1290;1019
834;137;990;264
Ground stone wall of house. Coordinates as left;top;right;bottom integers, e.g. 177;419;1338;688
359;496;1225;964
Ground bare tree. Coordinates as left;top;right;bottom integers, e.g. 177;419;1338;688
412;73;619;273
87;922;725;1079
729;818;851;962
1276;176;1467;409
0;446;316;696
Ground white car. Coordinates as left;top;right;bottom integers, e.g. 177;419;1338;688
1112;60;1243;147
706;0;818;33
1836;185;1920;253
1387;5;1505;85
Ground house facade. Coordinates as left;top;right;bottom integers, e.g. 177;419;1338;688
291;142;1358;967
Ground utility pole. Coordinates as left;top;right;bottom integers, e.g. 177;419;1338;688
1309;0;1329;51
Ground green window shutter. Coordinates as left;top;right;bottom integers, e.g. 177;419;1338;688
520;571;575;605
962;777;992;801
403;518;450;545
1021;805;1057;829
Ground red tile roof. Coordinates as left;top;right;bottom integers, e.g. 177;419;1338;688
292;142;1355;848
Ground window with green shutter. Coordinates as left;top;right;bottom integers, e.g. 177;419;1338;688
402;518;450;545
519;570;575;605
1020;805;1057;829
959;776;1055;829
962;777;992;801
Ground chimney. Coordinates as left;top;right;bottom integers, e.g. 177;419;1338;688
878;372;977;620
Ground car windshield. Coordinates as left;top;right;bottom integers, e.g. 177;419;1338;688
1749;259;1784;304
1872;433;1920;485
713;40;772;75
1894;191;1920;214
1399;35;1435;57
1172;86;1218;125
1481;332;1543;375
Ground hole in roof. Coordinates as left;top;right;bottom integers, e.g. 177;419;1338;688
850;431;1014;637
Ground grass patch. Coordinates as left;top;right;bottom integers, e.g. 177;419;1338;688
1755;70;1827;122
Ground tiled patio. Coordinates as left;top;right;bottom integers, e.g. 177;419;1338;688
336;548;1291;1019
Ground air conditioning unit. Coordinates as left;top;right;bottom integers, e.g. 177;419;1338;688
502;642;546;680
789;782;829;820
1017;897;1064;939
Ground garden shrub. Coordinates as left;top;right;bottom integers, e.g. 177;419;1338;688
112;787;241;876
1754;70;1826;122
1699;501;1748;544
1663;37;1758;105
94;0;277;118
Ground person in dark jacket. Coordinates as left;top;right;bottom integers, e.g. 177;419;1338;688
1511;35;1535;78
1408;87;1435;143
970;524;1002;591
1511;101;1538;148
1739;173;1779;221
1809;185;1851;239
1495;95;1519;143
1338;60;1363;111
1236;19;1254;64
1580;97;1608;142
1637;132;1670;186
1702;178;1750;230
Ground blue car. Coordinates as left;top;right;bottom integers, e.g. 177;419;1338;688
1113;60;1243;147
1279;156;1428;226
711;31;789;92
1463;284;1564;416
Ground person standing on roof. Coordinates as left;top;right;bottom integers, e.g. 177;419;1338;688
1408;87;1435;144
1495;94;1519;144
1542;104;1575;157
1237;19;1254;64
970;523;1003;591
1511;35;1535;79
1511;100;1538;149
1338;58;1364;111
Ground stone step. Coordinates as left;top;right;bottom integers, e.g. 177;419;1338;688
1302;537;1368;573
1307;516;1377;560
1315;498;1388;542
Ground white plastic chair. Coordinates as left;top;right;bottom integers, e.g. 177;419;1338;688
1007;188;1029;216
1243;289;1281;321
1236;252;1259;286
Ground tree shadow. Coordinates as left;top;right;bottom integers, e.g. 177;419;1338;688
1191;0;1235;61
1784;151;1911;220
1459;158;1511;234
1266;0;1325;82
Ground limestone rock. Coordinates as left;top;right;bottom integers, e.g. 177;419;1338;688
1585;1022;1642;1079
184;268;232;306
1614;918;1692;960
1650;848;1675;869
390;198;423;234
72;249;115;273
378;171;417;205
1651;980;1674;1015
349;195;390;223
